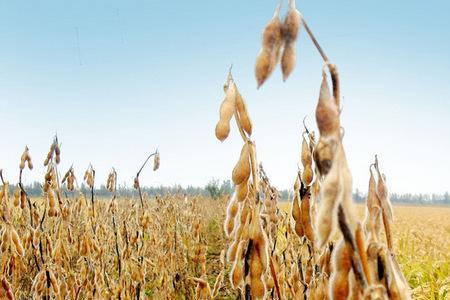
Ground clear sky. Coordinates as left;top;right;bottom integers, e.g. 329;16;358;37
0;1;449;194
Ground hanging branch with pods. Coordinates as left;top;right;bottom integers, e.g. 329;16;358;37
133;150;160;208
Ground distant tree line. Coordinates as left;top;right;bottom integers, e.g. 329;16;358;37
7;180;450;205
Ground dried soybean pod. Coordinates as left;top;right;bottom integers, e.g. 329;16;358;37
11;227;24;256
255;4;283;88
330;241;352;300
364;165;382;240
316;146;341;248
316;71;340;137
232;143;250;185
281;0;301;80
234;85;253;136
13;186;20;207
1;277;14;300
153;152;160;171
301;134;313;185
224;194;239;237
20;190;26;209
1;228;10;252
314;135;338;176
236;181;248;202
284;0;301;42
291;189;301;222
281;42;296;81
301;190;314;244
301;134;312;167
20;147;29;170
230;241;246;287
215;83;236;142
355;223;372;285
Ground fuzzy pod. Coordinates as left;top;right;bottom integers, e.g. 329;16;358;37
364;166;382;240
235;85;253;136
11;228;24;256
1;277;14;300
1;228;10;252
230;240;246;287
314;135;339;176
316;71;340;137
153;152;160;171
13;186;20;207
281;42;296;81
255;5;283;88
232;143;251;185
250;276;266;299
291;190;301;222
330;241;352;300
316;146;342;248
284;0;302;42
215;83;236;142
301;134;312;167
20;190;26;209
301;191;314;244
302;165;313;186
236;181;249;202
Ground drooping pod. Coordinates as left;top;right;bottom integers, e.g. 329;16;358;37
330;240;352;299
255;4;284;88
316;70;340;137
301;189;314;244
232;143;251;185
281;0;302;80
234;85;253;136
363;165;382;242
301;134;313;185
224;194;239;237
236;180;248;202
153;151;160;171
20;146;33;170
316;144;342;248
215;83;236;142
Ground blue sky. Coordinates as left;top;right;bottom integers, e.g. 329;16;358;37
0;1;449;194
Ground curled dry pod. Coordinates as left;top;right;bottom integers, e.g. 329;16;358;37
232;143;250;185
316;71;340;137
235;85;253;136
255;4;283;88
215;83;236;142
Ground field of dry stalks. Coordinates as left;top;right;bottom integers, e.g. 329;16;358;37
1;1;448;300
